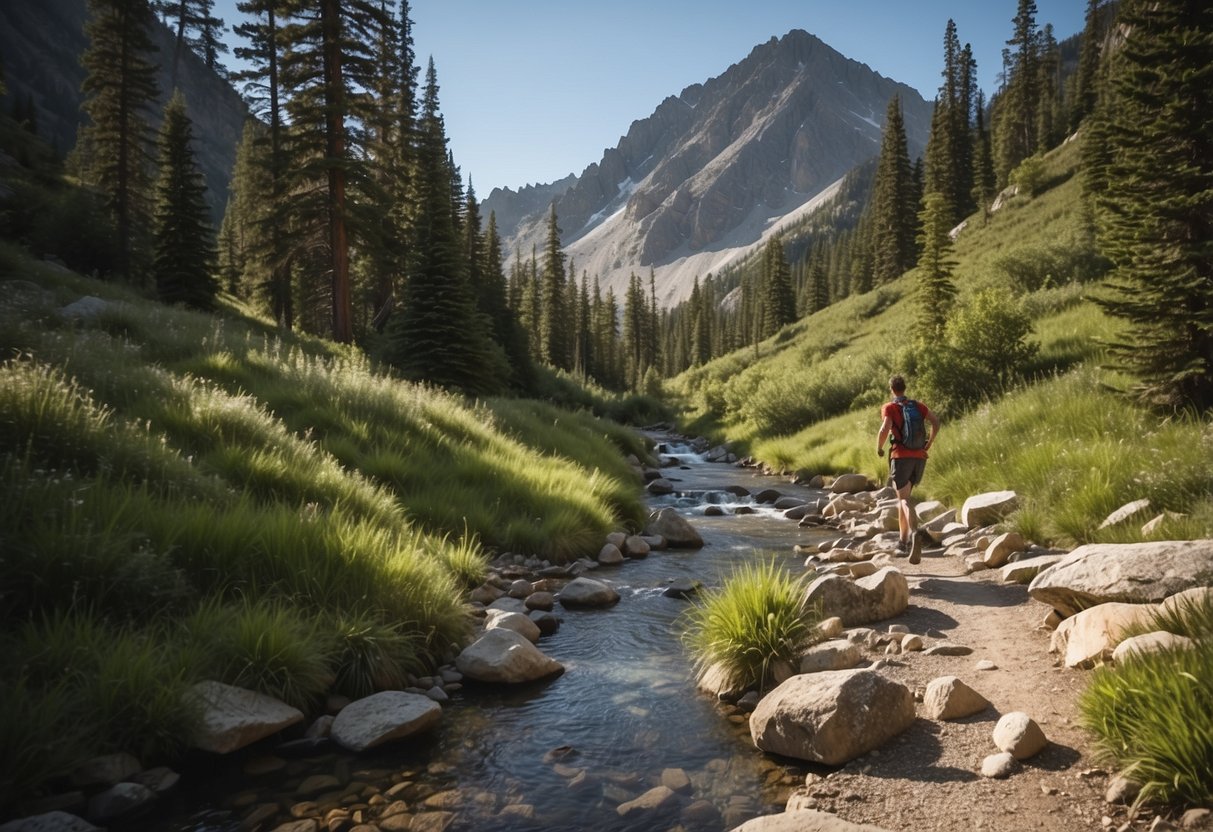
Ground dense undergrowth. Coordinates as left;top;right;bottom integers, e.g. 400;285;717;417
669;139;1213;546
0;248;656;811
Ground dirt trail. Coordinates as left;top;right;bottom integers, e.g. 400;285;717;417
796;551;1127;832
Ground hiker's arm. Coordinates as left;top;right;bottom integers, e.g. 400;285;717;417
926;411;941;449
876;414;892;457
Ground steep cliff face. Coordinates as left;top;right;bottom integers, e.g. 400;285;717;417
0;0;248;216
484;29;932;305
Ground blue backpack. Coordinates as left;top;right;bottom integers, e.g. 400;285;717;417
894;397;927;450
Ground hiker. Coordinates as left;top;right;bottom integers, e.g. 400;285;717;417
876;375;940;563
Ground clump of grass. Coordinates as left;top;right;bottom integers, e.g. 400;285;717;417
328;609;424;699
682;558;818;694
1079;592;1213;808
181;597;338;711
0;674;92;814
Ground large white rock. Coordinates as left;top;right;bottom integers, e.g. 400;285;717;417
982;532;1026;568
999;554;1064;584
798;639;864;674
455;627;564;683
558;577;620;608
749;669;914;765
483;608;541;643
1028;540;1213;617
1111;631;1196;664
732;810;894;832
1049;602;1160;668
644;507;704;548
960;491;1019;527
330;691;442;752
803;568;909;626
185;680;304;754
1098;498;1152;530
992;711;1048;760
922;676;989;720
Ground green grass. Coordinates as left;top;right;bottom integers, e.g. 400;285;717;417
0;243;654;812
681;558;820;694
667;137;1213;545
1079;593;1213;808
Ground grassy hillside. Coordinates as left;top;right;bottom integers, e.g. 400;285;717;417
0;248;653;808
669;138;1213;545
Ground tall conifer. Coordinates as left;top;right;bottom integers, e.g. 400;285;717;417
1092;0;1213;409
870;95;915;285
152;92;217;308
79;0;159;277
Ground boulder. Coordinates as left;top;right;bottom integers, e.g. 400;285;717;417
992;712;1048;760
329;691;442;752
1028;540;1213;617
999;554;1064;584
754;488;783;504
915;500;946;521
1111;631;1195;664
960;491;1019;527
774;496;808;510
483;608;541;643
830;474;871;494
1049;601;1159;668
1160;585;1213;620
643;507;704;548
558;577;621;608
524;591;555;611
798;639;864;673
696;661;747;702
731;810;894;832
982;532;1026;568
86;783;155;822
646;478;674;495
748;669;914;765
186;680;304;754
803;568;909;626
615;785;679;818
57;296;110;322
0;814;99;832
622;535;651;557
597;543;624;565
1098;498;1152;530
454;628;564;684
922;676;989;720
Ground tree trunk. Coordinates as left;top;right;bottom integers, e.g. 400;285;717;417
321;0;351;343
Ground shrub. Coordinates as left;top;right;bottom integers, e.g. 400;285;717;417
682;558;818;694
328;609;424;698
1079;593;1213;807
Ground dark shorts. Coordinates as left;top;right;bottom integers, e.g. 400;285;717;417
889;457;926;489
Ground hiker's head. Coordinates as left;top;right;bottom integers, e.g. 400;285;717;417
889;375;906;396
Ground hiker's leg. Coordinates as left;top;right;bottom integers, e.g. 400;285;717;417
896;480;913;540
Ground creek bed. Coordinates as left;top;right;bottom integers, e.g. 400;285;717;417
147;445;832;832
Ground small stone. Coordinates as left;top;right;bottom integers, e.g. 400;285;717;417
298;776;340;797
993;712;1049;760
974;659;997;671
901;634;924;652
981;752;1017;779
1105;774;1141;805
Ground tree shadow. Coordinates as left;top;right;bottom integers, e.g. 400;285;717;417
914;577;1030;609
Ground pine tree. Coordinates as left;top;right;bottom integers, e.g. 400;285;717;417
971;91;998;218
870;95;915;285
760;236;796;337
152;91;217;308
1035;24;1062;150
1070;0;1104;131
233;0;291;327
383;58;506;394
995;0;1040;183
915;191;958;340
1091;0;1213;409
79;0;160;277
155;0;227;85
538;202;569;369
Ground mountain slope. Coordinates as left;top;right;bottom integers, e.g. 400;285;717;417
483;29;931;305
0;0;247;215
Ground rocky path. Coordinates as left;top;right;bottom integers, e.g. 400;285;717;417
803;552;1115;831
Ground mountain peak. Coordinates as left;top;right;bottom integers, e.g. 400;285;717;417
483;30;931;306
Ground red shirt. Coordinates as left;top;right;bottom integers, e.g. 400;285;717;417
882;398;932;459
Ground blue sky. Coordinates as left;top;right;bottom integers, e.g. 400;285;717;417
213;1;1087;195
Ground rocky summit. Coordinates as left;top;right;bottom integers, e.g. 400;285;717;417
483;29;932;307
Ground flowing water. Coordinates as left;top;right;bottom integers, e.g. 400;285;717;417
153;441;833;832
